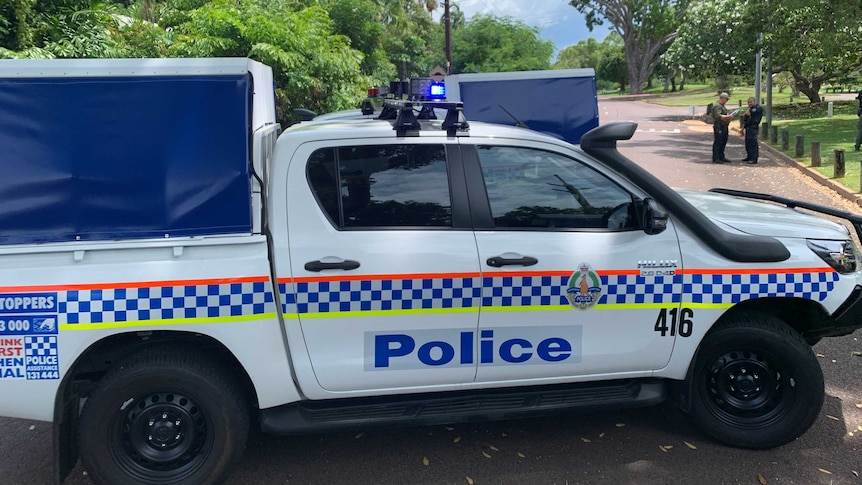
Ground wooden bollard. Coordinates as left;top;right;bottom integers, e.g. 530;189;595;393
811;141;821;167
781;130;789;150
834;149;845;178
770;125;778;143
795;135;804;156
760;122;769;140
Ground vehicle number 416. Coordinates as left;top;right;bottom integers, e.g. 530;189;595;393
654;308;694;337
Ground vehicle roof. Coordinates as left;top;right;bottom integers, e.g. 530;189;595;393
281;117;579;149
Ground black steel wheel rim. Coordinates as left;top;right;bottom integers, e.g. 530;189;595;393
701;349;793;427
110;391;212;482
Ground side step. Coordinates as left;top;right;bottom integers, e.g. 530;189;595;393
260;378;666;435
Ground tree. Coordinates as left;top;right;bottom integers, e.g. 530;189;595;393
554;33;626;92
554;37;605;70
450;14;553;73
666;0;862;103
163;0;366;121
568;0;685;94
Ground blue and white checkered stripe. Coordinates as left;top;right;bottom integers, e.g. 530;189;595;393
24;336;58;355
480;275;569;307
290;278;483;314
59;281;276;325
51;269;839;324
283;270;838;315
683;271;839;304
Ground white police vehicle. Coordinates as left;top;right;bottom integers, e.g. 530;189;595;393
2;59;862;484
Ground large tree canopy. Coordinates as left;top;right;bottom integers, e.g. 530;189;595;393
568;0;685;94
666;0;862;103
449;14;552;73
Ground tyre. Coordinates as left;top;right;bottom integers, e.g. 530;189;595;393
687;314;824;449
78;347;250;485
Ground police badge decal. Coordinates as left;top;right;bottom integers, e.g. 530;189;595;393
566;263;602;310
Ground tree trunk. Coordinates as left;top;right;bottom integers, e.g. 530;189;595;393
790;69;825;103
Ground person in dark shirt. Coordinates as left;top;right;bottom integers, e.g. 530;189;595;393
855;90;861;152
741;97;763;164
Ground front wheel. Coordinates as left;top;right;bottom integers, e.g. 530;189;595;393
687;315;824;449
78;347;250;485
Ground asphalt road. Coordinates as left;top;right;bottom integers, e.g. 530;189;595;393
3;98;862;485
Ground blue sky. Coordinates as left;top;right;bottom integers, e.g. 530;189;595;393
440;0;613;59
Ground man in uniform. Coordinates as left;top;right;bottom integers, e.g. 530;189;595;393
711;92;735;163
855;90;861;152
741;97;763;164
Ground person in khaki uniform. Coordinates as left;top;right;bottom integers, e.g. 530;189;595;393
711;92;735;163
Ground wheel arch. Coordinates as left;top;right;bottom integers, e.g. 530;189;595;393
670;296;828;413
52;330;258;484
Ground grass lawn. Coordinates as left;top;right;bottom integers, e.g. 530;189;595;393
768;115;861;191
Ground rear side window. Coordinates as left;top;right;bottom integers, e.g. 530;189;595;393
307;144;452;228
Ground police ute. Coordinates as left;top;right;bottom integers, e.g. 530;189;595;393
2;58;862;485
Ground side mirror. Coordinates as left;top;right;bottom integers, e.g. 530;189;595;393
640;198;668;235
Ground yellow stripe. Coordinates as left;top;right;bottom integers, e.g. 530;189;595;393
59;312;283;331
299;302;685;318
299;307;480;319
685;302;734;310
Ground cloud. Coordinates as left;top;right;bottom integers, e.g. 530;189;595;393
449;0;573;28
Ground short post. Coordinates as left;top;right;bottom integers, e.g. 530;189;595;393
827;101;834;118
811;141;821;167
771;125;778;144
781;130;789;151
795;135;804;157
760;122;769;140
834;149;845;178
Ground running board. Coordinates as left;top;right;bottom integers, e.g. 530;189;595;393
260;378;666;435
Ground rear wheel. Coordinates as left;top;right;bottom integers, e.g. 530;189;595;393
78;348;250;484
687;315;823;449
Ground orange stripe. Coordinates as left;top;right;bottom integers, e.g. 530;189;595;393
283;269;642;284
287;272;484;284
678;267;834;275
0;275;270;293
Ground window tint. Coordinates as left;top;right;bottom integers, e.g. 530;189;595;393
477;146;636;230
307;144;452;228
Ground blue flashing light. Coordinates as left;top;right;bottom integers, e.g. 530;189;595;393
429;82;446;99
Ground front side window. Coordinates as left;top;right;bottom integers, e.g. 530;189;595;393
307;144;452;228
477;146;636;230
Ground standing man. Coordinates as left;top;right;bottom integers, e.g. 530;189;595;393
711;92;735;163
741;96;763;164
855;90;861;152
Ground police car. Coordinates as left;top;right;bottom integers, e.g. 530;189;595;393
3;74;862;484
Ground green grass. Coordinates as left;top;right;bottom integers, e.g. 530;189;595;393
767;115;861;191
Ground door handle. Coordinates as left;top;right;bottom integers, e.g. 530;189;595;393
486;256;538;267
304;260;361;272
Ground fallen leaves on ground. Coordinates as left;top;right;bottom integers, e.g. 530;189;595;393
482;451;492;459
466;477;474;484
757;473;767;485
818;468;832;475
453;436;461;443
423;457;429;466
684;441;697;450
355;432;364;439
517;452;525;458
615;423;626;428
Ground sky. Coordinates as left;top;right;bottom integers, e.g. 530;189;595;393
438;0;613;58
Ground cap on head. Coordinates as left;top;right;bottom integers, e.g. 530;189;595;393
719;92;730;99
